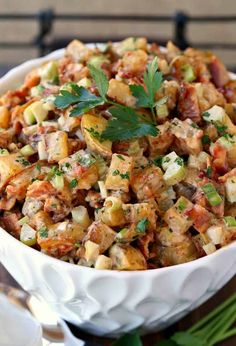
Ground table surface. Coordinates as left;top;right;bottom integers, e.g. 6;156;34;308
0;263;235;346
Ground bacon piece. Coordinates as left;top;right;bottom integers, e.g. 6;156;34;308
178;82;201;123
209;56;229;87
187;204;212;233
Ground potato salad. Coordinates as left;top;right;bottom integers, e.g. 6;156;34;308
0;38;236;270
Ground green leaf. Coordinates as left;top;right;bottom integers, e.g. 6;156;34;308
70;98;104;117
129;57;164;113
171;332;206;346
136;218;149;233
155;340;177;346
112;333;142;346
54;91;81;109
144;57;163;105
54;84;103;111
129;84;150;108
88;63;109;100
102;106;158;141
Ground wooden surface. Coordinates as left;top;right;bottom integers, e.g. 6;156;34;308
0;263;235;345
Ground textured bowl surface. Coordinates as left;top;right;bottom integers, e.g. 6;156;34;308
0;48;236;337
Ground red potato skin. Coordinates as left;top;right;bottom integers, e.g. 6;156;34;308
178;82;201;123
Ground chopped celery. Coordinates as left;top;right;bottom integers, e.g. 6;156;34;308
163;161;186;186
23;101;48;125
202;183;222;206
40;61;59;82
18;216;29;226
182;64;196;82
162;151;179;171
116;228;128;240
20;144;35;157
0;148;9;156
51;175;64;190
156;104;169;118
98;181;108;198
77;77;92;89
104;196;122;212
20;224;37;246
224;216;236;227
71;206;91;229
88;56;109;69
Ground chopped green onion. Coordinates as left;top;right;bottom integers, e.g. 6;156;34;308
202;183;222;206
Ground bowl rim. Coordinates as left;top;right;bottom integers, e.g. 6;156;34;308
0;44;236;276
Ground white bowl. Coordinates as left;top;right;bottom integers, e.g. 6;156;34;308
0;48;236;337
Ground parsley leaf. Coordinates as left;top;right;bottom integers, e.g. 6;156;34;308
69;179;78;189
130;57;164;116
55;83;104;115
136;218;149;233
112;333;142;346
102;106;158;141
88;63;109;100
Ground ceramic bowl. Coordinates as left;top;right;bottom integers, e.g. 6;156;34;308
0;48;236;337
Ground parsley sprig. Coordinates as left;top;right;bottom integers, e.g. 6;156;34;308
130;57;168;122
112;292;236;346
54;59;166;141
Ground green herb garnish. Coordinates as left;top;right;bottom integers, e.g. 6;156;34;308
215;123;228;136
85;127;104;142
129;57;166;122
112;293;236;346
16;157;31;166
153;156;163;168
206;167;212;178
202;135;211;145
38;226;48;238
69;179;78;189
54;61;162;141
117;154;125;161
136;218;149;233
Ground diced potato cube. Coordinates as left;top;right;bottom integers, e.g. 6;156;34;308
131;165;166;201
83;221;116;253
81;114;112;158
164;197;193;233
225;176;236;203
44;131;68;162
84;240;100;262
105;154;133;192
203;242;216;255
122;203;157;230
107;79;136;107
109;244;147;270
171;118;203;155
0;106;10;129
206;225;223;245
147;122;174;157
203;105;236;135
0;154;27;190
95;255;112;270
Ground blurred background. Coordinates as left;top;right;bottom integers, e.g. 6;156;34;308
0;0;236;76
